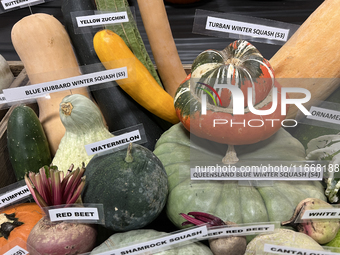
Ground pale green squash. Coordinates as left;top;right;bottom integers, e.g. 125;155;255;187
52;94;113;173
90;229;213;255
153;123;326;229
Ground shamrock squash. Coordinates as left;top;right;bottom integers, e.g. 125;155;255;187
174;40;286;163
153;123;326;230
0;203;43;248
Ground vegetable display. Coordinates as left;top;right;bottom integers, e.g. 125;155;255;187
11;13;91;155
0;203;43;248
7;105;52;181
153;123;326;229
52;94;113;173
136;0;188;97
174;40;285;163
93;29;179;124
270;0;340;119
82;143;168;231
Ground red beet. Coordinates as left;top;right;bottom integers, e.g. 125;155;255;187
27;216;97;255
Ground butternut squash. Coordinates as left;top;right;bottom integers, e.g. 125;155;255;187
136;0;187;98
270;0;340;119
93;29;179;124
11;13;90;155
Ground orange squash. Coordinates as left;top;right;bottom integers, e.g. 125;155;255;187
0;203;43;248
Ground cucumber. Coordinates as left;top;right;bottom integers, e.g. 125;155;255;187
7;105;52;181
291;86;340;149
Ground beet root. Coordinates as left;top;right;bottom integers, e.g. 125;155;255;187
27;216;97;255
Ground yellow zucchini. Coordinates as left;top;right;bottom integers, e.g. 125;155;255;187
93;29;179;124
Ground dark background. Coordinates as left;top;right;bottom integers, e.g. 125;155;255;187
0;0;324;64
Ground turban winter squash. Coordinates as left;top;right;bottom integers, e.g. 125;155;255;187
174;40;286;163
0;202;43;248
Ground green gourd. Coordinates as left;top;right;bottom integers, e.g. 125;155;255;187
90;229;213;255
82;143;168;232
153;123;326;229
7;105;52;180
52;94;113;174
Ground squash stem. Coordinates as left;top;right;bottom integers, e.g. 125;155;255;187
222;145;239;164
125;143;134;163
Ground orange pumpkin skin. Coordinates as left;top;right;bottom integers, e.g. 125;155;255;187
0;203;43;248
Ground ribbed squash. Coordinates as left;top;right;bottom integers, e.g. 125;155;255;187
153;123;326;230
174;40;285;148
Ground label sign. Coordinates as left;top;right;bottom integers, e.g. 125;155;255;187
76;11;129;27
3;245;29;255
263;243;338;255
205;16;290;41
1;0;42;10
307;106;340;125
95;226;207;255
85;129;141;155
0;185;31;209
301;208;340;220
191;164;323;181
3;67;128;102
204;224;275;238
49;207;99;222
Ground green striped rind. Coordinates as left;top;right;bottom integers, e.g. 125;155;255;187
153;123;326;231
174;78;201;118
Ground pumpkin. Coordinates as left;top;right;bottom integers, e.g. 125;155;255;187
0;203;43;248
52;94;113;174
90;229;213;254
174;40;285;162
11;13;90;155
82;143;168;232
153;123;326;231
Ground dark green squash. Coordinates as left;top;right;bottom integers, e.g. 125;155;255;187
82;143;168;231
7;105;52;180
61;0;168;151
153;123;326;230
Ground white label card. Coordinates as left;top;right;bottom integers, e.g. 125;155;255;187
263;244;339;255
206;16;290;41
3;245;29;255
0;185;31;209
307;106;340;125
49;207;99;222
301;208;340;220
204;224;275;238
3;67;128;102
85;129;142;156
95;226;208;255
1;0;41;10
76;11;129;27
